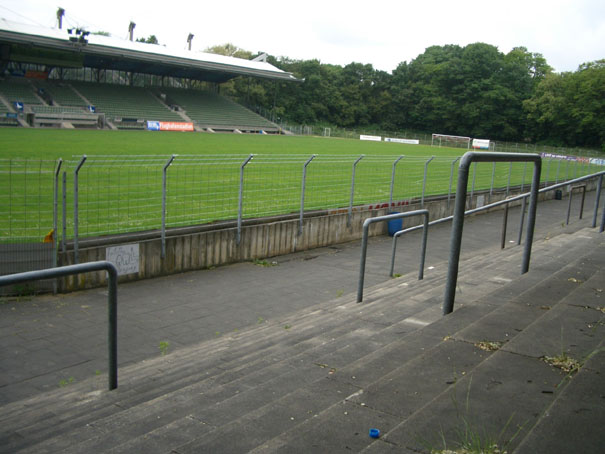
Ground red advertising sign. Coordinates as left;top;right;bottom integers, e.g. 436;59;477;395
160;121;194;132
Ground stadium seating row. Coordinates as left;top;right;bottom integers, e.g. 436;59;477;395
0;77;278;131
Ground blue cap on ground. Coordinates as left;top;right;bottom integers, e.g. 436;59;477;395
369;428;380;438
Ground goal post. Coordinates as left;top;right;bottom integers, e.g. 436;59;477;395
431;134;471;150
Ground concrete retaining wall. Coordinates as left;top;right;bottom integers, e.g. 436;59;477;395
56;185;580;292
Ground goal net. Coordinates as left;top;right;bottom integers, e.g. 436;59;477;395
431;134;471;149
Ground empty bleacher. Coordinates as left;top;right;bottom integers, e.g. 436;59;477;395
73;82;183;129
0;100;18;126
39;81;87;107
161;88;278;132
0;78;279;132
0;77;44;106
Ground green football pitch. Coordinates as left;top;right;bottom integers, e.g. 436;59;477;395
0;129;584;242
0;128;459;159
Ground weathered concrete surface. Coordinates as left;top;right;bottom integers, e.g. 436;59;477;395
0;190;603;454
56;186;569;291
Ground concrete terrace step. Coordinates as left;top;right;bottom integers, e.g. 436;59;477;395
0;231;568;444
243;233;604;453
357;249;605;454
0;229;603;453
0;231;596;454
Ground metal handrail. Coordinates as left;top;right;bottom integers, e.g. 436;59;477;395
0;261;119;390
566;184;586;225
443;152;542;315
358;210;429;303
389;211;430;278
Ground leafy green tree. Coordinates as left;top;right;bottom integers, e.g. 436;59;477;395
205;43;252;59
136;35;159;45
525;60;605;148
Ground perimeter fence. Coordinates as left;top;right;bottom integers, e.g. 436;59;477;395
279;123;603;158
1;153;602;251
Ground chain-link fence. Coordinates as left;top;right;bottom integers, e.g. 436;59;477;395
0;154;602;272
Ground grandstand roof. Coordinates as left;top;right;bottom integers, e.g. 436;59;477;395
0;19;301;84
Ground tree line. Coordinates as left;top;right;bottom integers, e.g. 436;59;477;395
207;43;604;150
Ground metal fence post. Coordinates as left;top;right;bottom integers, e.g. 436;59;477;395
348;155;364;227
237;154;254;244
601;192;605;233
592;174;603;228
73;155;87;264
489;162;496;201
506;162;512;196
52;159;62;293
62;171;67;255
421;156;435;208
573;160;578;179
389;155;404;208
161;155;176;259
299;154;316;235
448;157;460;211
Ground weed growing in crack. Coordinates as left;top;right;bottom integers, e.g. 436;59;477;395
59;377;75;387
421;376;525;454
159;341;170;356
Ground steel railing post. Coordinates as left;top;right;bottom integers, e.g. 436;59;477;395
443;152;541;315
421;156;435;208
501;202;509;249
348;155;364;227
237;154;254;244
161;155;176;259
389;155;404;208
517;196;527;245
566;185;573;225
579;185;586;219
521;158;541;273
359;210;429;302
0;261;119;390
389;211;429;279
592;174;603;228
448;157;460;211
73;155;87;264
299;154;316;235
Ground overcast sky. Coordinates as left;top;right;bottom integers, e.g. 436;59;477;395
1;0;604;73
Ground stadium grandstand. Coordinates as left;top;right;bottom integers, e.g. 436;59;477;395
0;18;300;132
